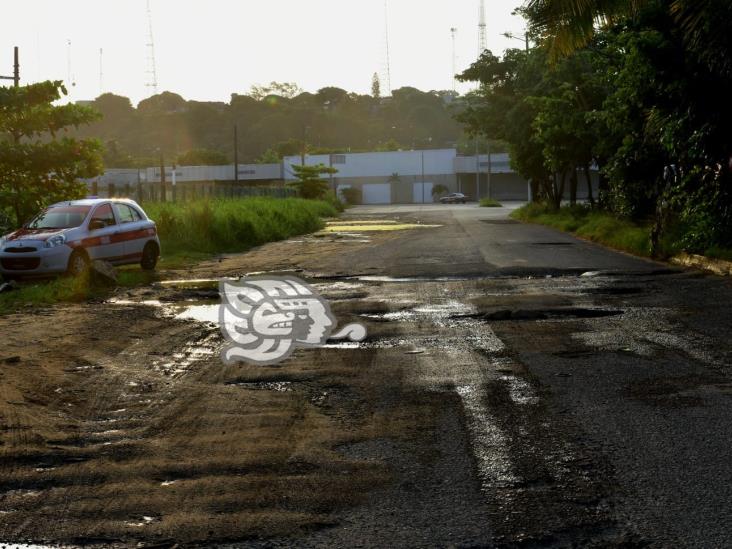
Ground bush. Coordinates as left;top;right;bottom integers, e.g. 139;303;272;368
322;192;345;213
142;197;338;255
511;202;654;257
341;188;362;205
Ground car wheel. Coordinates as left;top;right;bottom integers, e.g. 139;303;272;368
66;249;90;277
141;242;159;271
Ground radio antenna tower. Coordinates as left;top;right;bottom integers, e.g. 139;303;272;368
478;0;487;56
383;0;392;95
450;28;458;91
99;48;104;95
145;0;159;95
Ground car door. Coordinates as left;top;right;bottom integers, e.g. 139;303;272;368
86;203;125;261
112;203;147;263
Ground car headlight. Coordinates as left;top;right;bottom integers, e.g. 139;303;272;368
44;233;67;248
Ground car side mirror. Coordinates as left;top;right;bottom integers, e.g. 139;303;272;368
88;219;105;231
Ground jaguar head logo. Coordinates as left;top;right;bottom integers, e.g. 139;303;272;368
220;276;365;365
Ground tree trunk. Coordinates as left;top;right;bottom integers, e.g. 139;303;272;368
570;169;578;205
598;170;609;208
584;164;595;207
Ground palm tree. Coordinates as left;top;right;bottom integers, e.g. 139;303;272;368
524;0;646;55
524;0;718;58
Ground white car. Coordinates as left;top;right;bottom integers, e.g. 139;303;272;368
0;198;161;277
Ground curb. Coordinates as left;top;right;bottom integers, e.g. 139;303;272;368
670;253;732;277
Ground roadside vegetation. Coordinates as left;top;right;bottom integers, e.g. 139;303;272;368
513;202;732;262
145;197;337;256
459;1;732;259
512;203;653;257
0;197;338;313
479;198;503;207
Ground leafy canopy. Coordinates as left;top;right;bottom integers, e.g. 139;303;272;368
0;81;103;224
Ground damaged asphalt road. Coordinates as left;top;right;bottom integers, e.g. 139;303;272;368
0;203;731;547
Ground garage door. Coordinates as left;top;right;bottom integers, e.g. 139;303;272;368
413;182;434;203
362;183;391;204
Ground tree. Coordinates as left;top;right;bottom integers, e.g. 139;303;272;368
432;184;449;198
137;91;187;114
372;73;381;99
0;81;103;224
249;82;302;100
288;163;337;199
256;148;281;164
176;148;229;166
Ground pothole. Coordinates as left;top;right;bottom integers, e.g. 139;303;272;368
457;308;623;322
227;381;295;392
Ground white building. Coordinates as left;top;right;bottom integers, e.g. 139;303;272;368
87;149;598;203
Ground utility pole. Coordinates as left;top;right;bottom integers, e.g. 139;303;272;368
234;124;239;185
0;47;20;87
487;141;492;198
329;153;336;197
421;151;425;204
159;151;166;202
475;138;480;198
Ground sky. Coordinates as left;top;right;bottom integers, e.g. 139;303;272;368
2;0;527;105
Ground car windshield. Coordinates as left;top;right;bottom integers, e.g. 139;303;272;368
26;206;91;229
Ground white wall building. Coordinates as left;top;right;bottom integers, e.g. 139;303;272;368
89;148;600;203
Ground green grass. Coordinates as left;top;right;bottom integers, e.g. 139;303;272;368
511;203;653;257
702;246;732;262
0;197;338;313
143;197;338;256
479;198;503;207
0;268;156;314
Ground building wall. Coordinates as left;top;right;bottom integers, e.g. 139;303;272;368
332;174;458;204
143;163;280;183
283;149;457;180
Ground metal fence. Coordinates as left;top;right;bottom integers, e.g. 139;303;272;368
90;181;297;203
